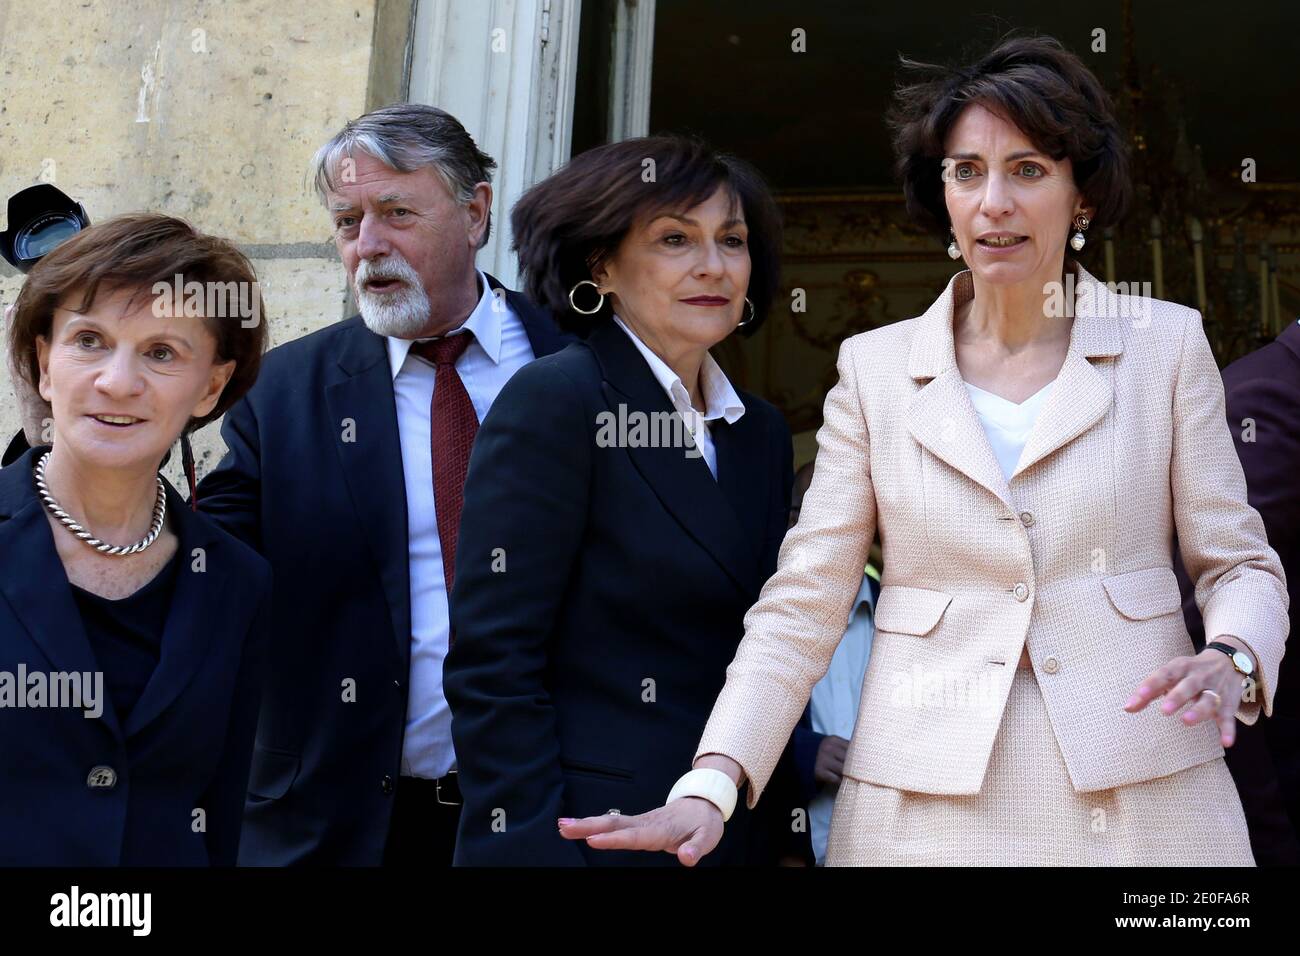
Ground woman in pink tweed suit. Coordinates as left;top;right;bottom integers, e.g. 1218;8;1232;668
559;35;1289;865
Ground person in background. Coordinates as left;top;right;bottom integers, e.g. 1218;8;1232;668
445;135;808;866
1175;316;1300;865
1;213;270;865
196;103;570;866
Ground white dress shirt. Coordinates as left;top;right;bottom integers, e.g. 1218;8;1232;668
611;314;745;479
387;270;535;778
808;570;877;865
964;379;1055;482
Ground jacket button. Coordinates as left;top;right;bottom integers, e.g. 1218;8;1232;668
1020;511;1035;527
1042;656;1060;674
1013;582;1029;601
381;775;394;795
87;766;117;790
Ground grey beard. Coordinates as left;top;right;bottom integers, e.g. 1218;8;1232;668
356;283;433;338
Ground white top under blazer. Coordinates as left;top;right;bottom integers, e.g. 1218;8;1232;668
964;379;1056;482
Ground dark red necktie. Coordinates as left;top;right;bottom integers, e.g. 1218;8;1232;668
410;332;478;604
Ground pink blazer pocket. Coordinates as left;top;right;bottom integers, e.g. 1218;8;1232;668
874;585;954;636
1101;566;1183;621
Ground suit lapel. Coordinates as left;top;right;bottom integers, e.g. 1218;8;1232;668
905;264;1123;505
1011;267;1122;478
324;319;412;666
123;481;229;737
711;414;767;572
905;273;1014;511
0;450;117;741
589;322;759;598
1010;353;1112;479
907;367;1014;511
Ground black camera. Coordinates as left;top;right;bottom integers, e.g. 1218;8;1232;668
0;183;91;273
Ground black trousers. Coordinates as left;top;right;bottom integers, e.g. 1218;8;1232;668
383;774;463;867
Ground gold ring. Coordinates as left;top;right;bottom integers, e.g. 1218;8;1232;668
1200;689;1223;704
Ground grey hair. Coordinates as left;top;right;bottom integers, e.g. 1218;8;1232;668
312;103;498;247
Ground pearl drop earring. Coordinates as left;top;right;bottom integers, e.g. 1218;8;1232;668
1070;214;1090;252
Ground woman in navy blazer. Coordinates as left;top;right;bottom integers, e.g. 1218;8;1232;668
0;214;269;865
444;136;807;865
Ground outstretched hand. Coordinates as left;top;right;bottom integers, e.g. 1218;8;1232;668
1124;644;1253;747
557;796;725;867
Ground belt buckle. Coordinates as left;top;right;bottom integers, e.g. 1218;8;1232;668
436;770;461;807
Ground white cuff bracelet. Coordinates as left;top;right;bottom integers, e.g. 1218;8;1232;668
667;767;738;822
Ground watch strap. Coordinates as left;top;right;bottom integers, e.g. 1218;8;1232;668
1206;641;1253;675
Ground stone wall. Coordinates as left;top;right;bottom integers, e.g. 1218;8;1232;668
0;0;415;484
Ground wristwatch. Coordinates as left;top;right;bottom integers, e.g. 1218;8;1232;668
1206;641;1255;678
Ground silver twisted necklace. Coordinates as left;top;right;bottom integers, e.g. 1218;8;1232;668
34;451;167;556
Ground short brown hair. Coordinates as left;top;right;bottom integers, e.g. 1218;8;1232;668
7;213;268;432
511;135;783;336
887;34;1131;249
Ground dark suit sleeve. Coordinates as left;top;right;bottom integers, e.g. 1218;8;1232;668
1223;374;1300;539
1177;369;1300;644
1176;366;1300;863
195;396;264;550
198;570;271;866
445;359;591;866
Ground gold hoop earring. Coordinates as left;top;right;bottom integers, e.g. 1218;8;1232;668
568;279;606;316
736;298;757;328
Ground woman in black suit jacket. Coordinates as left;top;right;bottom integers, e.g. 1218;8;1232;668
0;214;269;865
444;136;807;866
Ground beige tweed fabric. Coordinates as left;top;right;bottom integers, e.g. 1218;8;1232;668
824;666;1254;866
695;263;1289;844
